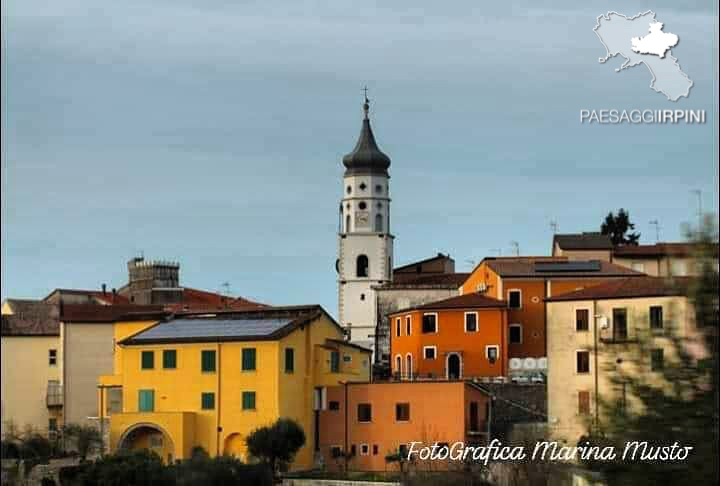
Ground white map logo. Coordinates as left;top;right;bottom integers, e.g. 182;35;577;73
594;11;692;101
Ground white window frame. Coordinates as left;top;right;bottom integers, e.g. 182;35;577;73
405;315;412;336
507;289;522;309
405;353;413;379
423;346;437;360
395;355;403;376
508;324;523;344
576;349;591;374
574;307;591;332
464;312;479;333
445;352;463;380
360;443;370;456
395;318;402;337
422;312;439;334
485;345;500;363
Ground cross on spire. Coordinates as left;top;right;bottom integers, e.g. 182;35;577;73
362;86;370;119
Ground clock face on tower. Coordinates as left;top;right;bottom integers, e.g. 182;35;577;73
355;211;369;227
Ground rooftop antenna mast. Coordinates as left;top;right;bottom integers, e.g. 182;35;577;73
649;220;661;243
691;189;703;230
550;221;558;234
510;241;520;257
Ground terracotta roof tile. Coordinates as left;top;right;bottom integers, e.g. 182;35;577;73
392;293;507;314
613;242;718;258
546;276;691;302
486;258;642;278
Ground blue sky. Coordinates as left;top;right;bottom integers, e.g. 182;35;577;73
2;1;717;314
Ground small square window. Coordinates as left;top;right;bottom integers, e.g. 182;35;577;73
141;351;154;370
360;444;370;455
422;314;437;333
651;348;664;371
486;346;499;363
201;392;215;410
357;403;372;422
508;290;522;309
423;347;436;360
162;350;177;369
465;313;477;332
138;389;155;412
396;403;410;422
343;354;352;363
242;391;256;410
577;351;590;374
48;349;57;366
576;309;589;332
329;400;340;411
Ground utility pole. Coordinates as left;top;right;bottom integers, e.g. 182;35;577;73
649;220;660;243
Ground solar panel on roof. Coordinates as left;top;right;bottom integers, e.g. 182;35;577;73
534;261;601;272
131;318;294;341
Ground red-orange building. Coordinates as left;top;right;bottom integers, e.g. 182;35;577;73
317;381;490;472
389;293;509;380
459;257;644;359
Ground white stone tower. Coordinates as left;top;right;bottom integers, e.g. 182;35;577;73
337;95;394;352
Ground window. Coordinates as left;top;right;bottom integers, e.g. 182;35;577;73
201;392;215;410
329;400;340;411
578;391;590;415
345;215;351;233
375;214;383;232
423;346;436;360
343;354;352;363
242;391;256;410
613;308;628;341
651;348;664;371
576;309;589;331
375;184;382;193
396;403;410;422
576;351;590;374
508;290;522;309
650;306;664;330
422;314;437;333
396;318;401;337
330;446;343;458
141;351;155;370
360;444;370;455
285;348;294;373
373;444;379;455
356;255;369;277
350;444;357;456
399;444;408;456
330;351;340;373
405;354;412;378
405;316;411;336
48;418;58;431
509;324;522;344
358;403;372;422
242;348;256;371
138;389;155;412
395;355;402;376
201;350;216;372
465;313;478;332
358;201;367;209
360;293;365;301
469;402;479;431
162;350;177;369
486;346;499;363
48;349;57;366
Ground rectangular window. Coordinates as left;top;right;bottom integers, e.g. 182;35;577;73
469;402;479;431
285;348;294;373
578;391;590;415
138;389;155;412
343;354;352;363
357;403;372;422
613;309;628;341
330;351;340;372
162;350;177;369
373;444;379;455
48;349;57;366
396;403;410;422
329;400;340;411
465;313;478;332
405;316;411;336
242;348;256;371
423;346;436;360
141;351;155;370
48;418;58;431
399;444;408;456
201;350;216;372
509;324;522;344
350;444;357;456
486;345;499;363
508;290;522;309
576;309;589;331
396;318;401;337
242;391;256;410
201;392;215;410
651;348;664;371
422;314;437;333
360;444;370;455
576;351;590;374
650;306;664;330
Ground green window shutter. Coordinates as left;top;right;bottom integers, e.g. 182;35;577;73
141;351;154;370
201;350;216;372
201;392;215;410
242;391;256;410
330;351;340;372
163;350;177;369
242;348;256;371
139;390;155;412
285;348;294;373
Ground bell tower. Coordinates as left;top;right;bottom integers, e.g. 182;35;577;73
337;93;394;351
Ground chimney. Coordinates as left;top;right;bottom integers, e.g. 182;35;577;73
102;283;107;295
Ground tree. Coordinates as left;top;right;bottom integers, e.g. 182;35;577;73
601;209;640;246
245;418;306;475
72;449;173;486
585;218;718;485
62;424;103;461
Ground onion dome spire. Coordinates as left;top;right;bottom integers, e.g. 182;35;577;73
342;88;391;176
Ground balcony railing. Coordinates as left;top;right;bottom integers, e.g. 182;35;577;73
46;391;63;408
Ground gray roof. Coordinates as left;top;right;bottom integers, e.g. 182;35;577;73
127;317;295;343
342;100;391;176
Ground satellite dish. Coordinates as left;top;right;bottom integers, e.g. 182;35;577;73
537;357;548;370
523;358;537;370
509;358;523;370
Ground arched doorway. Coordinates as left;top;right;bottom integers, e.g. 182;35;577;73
224;433;247;460
118;424;175;463
446;353;462;380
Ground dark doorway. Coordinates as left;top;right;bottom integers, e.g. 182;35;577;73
447;354;461;380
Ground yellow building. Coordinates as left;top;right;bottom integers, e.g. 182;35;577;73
545;276;698;444
99;305;371;469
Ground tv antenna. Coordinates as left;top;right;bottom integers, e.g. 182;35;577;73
649;220;660;243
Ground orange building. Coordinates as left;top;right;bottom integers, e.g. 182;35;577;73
459;257;645;359
317;381;490;471
388;294;509;380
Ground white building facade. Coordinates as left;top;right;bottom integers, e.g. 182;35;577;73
337;98;394;351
